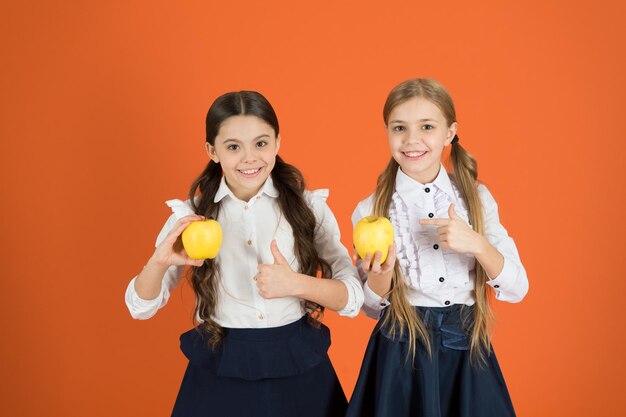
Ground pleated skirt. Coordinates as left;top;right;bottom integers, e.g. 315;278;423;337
171;316;347;417
346;305;516;417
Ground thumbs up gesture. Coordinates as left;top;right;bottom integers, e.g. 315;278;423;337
255;240;300;299
419;203;483;255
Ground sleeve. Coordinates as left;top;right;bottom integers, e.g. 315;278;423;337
125;202;192;319
479;185;529;303
351;197;390;319
307;189;364;318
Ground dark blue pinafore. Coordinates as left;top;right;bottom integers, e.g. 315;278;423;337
171;315;347;417
346;304;516;417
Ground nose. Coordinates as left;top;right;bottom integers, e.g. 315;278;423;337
405;127;422;144
242;146;259;163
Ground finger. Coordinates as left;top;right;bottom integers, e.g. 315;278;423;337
186;258;205;267
370;251;383;273
362;253;373;272
270;240;289;265
382;244;397;269
420;218;450;226
166;216;204;242
448;203;460;220
181;214;205;222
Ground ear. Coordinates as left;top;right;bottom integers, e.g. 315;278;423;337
275;134;281;154
444;122;458;146
206;142;219;163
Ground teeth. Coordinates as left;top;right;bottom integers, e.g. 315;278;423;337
404;151;426;157
240;168;261;175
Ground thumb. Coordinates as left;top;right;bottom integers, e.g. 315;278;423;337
448;203;460;220
271;240;288;265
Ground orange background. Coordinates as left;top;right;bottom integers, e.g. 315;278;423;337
2;1;625;416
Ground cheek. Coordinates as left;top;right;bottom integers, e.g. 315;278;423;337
388;135;402;151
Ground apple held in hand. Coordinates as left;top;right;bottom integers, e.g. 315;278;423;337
353;216;395;264
181;219;223;260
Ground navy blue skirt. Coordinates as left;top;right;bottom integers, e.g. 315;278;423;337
171;316;347;417
346;305;516;417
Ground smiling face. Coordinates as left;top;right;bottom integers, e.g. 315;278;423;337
386;97;457;184
207;115;280;201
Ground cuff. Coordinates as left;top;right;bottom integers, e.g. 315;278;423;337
334;279;360;318
486;257;515;293
362;281;390;316
125;277;166;320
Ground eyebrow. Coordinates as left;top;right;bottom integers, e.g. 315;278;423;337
389;118;437;123
222;134;271;144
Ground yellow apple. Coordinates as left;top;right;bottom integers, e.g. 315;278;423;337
181;219;223;260
353;216;395;264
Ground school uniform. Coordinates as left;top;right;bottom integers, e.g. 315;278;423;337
125;176;364;417
346;164;529;417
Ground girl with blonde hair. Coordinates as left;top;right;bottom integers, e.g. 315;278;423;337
346;79;528;417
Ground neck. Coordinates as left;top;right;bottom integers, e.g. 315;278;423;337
402;163;441;185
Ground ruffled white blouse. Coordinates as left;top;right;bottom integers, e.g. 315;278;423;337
352;165;529;318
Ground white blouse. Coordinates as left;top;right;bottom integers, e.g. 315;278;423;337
352;165;529;319
126;176;364;328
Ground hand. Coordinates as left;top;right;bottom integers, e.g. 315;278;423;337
150;215;207;267
355;244;396;298
419;203;484;255
255;240;299;299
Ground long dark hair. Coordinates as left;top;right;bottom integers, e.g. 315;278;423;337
187;91;331;346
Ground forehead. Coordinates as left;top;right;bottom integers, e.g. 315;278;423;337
388;97;445;122
217;115;276;139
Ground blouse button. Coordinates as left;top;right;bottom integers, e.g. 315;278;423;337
258;313;265;320
494;285;500;289
247;240;253;246
244;204;249;210
425;187;431;193
444;300;451;306
433;244;439;250
428;213;434;218
439;277;445;282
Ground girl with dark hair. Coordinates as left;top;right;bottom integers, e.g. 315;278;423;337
346;79;529;417
125;91;363;417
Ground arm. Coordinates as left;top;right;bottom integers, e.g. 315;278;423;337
419;186;529;303
254;190;364;317
125;212;205;319
351;197;394;319
477;186;529;302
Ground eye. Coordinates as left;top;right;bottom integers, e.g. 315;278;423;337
392;125;406;132
421;124;434;130
256;140;268;148
226;144;239;151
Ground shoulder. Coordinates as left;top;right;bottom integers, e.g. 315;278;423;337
165;196;200;219
303;188;330;206
154;197;198;246
476;183;498;208
351;192;376;225
301;189;332;219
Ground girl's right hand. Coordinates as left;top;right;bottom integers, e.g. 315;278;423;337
149;215;206;267
356;244;397;298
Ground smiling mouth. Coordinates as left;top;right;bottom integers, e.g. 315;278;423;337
237;167;263;177
402;150;428;159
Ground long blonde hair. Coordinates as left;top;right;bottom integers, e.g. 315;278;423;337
376;78;493;365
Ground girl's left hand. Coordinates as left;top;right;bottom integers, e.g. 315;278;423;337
254;240;300;299
419;203;484;255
